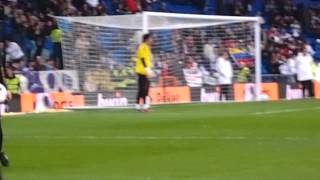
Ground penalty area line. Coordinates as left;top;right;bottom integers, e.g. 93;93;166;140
253;107;320;115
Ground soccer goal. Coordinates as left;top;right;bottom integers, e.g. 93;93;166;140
55;12;262;108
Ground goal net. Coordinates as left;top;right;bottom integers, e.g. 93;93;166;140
55;12;261;108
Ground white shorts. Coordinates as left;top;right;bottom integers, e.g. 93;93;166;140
0;104;6;117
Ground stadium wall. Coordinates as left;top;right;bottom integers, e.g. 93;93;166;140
4;74;320;114
3;69;320;113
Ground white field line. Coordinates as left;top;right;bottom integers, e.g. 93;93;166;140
253;107;320;115
5;135;310;141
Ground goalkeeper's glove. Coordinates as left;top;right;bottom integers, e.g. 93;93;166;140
145;68;155;78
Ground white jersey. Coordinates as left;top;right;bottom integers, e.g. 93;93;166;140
0;84;7;116
279;58;296;75
216;57;233;85
5;42;24;60
295;53;314;81
316;64;320;82
86;0;99;7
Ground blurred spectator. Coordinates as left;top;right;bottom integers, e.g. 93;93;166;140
114;0;129;14
86;0;99;7
0;3;5;21
96;4;107;15
4;65;22;112
296;48;315;98
203;39;217;71
4;67;21;95
0;42;5;67
127;0;140;13
216;51;233;100
279;51;296;83
182;57;203;87
237;63;251;83
291;19;301;38
0;41;5;87
10;58;27;74
50;22;63;69
34;56;49;71
233;1;248;16
183;36;197;56
4;39;24;63
47;59;57;70
309;8;320;37
140;0;157;11
305;42;315;56
28;61;36;71
225;0;251;16
279;52;296;75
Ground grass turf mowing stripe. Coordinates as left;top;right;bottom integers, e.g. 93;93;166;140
253;106;320;115
5;135;310;141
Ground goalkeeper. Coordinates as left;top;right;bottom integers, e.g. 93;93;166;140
135;33;154;112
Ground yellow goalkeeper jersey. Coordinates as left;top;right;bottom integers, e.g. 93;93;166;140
135;43;152;75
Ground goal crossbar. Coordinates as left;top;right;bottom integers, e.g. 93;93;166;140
143;11;260;22
55;12;261;30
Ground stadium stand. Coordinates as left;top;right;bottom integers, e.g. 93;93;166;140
0;0;319;76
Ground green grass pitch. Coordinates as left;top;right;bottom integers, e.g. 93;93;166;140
2;100;320;180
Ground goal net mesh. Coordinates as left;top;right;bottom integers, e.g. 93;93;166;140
56;13;259;107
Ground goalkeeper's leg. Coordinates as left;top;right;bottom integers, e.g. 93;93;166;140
143;78;151;110
136;74;147;110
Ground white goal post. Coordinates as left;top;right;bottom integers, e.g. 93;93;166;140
55;12;262;108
